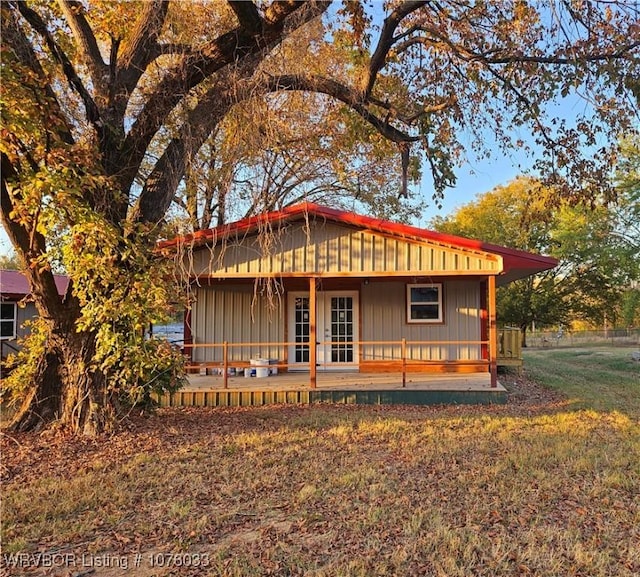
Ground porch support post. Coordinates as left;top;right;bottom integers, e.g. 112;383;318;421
401;338;407;388
223;341;229;389
488;275;498;388
309;276;317;389
183;307;193;363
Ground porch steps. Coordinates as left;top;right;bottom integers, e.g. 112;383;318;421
156;388;506;408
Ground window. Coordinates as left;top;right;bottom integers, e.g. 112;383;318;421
407;284;443;323
0;303;17;339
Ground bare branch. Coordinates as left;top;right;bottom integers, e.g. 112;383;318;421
367;93;457;124
481;44;640;65
406;28;640;67
57;0;108;94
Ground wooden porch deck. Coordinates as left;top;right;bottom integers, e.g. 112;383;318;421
158;372;507;407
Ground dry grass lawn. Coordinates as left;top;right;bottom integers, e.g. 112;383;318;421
2;351;639;576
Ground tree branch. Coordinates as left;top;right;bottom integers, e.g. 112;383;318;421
133;86;236;224
1;154;63;314
2;5;74;147
118;0;170;94
227;0;264;35
265;74;420;144
481;43;640;65
12;1;102;129
367;92;457;124
264;0;310;25
120;1;328;200
57;0;108;95
363;0;428;99
151;43;195;58
404;26;640;67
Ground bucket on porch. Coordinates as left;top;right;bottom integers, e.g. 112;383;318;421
269;359;279;375
251;358;270;378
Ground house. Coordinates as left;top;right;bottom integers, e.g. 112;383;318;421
160;203;557;389
0;269;68;359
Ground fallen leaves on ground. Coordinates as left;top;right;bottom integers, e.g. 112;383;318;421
2;373;638;577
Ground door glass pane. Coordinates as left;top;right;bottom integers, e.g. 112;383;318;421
330;296;353;363
294;297;309;363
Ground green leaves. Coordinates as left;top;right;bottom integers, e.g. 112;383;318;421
431;176;638;331
60;214;187;404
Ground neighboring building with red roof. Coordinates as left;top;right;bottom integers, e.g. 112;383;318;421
161;203;558;388
1;269;68;357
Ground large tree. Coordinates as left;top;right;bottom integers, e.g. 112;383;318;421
431;177;638;343
1;1;638;434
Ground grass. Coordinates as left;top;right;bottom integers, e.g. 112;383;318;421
2;347;639;576
524;345;640;416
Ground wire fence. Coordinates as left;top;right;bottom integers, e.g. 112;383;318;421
528;328;640;348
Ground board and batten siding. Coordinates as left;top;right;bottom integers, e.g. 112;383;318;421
188;222;501;277
191;284;284;363
361;281;482;361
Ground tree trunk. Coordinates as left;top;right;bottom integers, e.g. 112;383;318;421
9;322;117;436
520;323;528;348
9;348;63;433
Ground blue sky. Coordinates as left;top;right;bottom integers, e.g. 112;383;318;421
416;150;527;228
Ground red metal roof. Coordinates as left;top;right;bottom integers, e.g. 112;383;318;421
0;269;69;299
158;202;558;284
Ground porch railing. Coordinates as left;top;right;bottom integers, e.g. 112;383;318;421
183;338;495;389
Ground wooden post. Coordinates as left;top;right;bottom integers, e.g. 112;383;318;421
223;341;229;389
401;337;407;388
488;275;498;388
183;308;193;363
309;277;317;389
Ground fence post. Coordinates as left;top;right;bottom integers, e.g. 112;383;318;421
223;341;228;389
401;338;407;388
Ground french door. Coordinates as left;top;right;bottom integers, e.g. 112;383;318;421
288;291;359;371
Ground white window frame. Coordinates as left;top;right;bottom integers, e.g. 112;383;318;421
0;302;17;340
406;283;443;324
